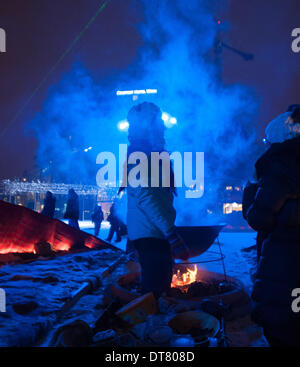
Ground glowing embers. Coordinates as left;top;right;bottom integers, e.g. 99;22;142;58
0;239;73;255
0;241;35;254
171;264;198;292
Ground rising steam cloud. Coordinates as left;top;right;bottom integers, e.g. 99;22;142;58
29;0;258;225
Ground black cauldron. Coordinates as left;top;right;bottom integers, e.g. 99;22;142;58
176;224;225;258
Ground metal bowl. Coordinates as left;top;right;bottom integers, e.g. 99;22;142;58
176;224;225;258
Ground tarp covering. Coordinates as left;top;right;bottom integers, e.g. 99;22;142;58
0;200;113;254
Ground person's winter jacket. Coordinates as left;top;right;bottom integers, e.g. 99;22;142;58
127;184;176;240
107;204;119;226
64;192;79;221
244;136;300;345
126;151;177;241
242;181;269;260
91;207;104;223
124;144;189;260
41;193;56;218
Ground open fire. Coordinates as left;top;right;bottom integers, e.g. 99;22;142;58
169;263;239;300
171;264;198;292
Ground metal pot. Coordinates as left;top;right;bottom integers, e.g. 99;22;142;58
176;224;225;258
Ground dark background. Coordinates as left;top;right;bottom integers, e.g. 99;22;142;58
0;0;299;179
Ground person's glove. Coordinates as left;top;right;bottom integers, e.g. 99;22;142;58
167;229;190;261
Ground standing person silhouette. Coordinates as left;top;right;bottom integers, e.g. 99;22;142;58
41;191;56;218
91;204;104;237
243;105;300;346
64;188;80;229
123;102;189;298
106;203;121;243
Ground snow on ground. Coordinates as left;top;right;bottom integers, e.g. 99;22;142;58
0;220;260;346
191;231;257;294
84;222;257;293
0;245;127;346
84;221;127;251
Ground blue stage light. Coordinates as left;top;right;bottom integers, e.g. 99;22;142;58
118;120;129;131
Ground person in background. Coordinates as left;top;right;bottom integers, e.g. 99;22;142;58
64;188;80;229
122;102;189;298
41;191;56;218
91;204;104;237
243;105;300;347
106;203;121;243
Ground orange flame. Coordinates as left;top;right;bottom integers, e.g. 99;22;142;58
171;265;198;289
0;241;73;254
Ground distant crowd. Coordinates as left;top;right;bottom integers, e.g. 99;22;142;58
41;188;125;243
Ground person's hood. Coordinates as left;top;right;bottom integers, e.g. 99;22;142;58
255;136;300;184
265;112;299;144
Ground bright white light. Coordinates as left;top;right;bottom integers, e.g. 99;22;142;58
133;89;146;95
118;120;129;131
116;90;133;96
161;112;170;122
161;112;177;128
146;89;158;94
116;89;158;96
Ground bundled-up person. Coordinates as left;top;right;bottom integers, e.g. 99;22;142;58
41;191;56;218
106;203;121;243
64;188;80;229
121;102;189;298
243;105;300;347
91;204;104;237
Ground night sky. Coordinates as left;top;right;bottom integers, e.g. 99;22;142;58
0;0;299;179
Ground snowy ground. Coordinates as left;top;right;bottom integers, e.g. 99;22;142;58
0;221;264;347
84;222;267;347
84;222;257;293
0;246;128;346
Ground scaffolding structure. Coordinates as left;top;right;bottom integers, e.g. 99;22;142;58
0;180;119;220
1;179;118;200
